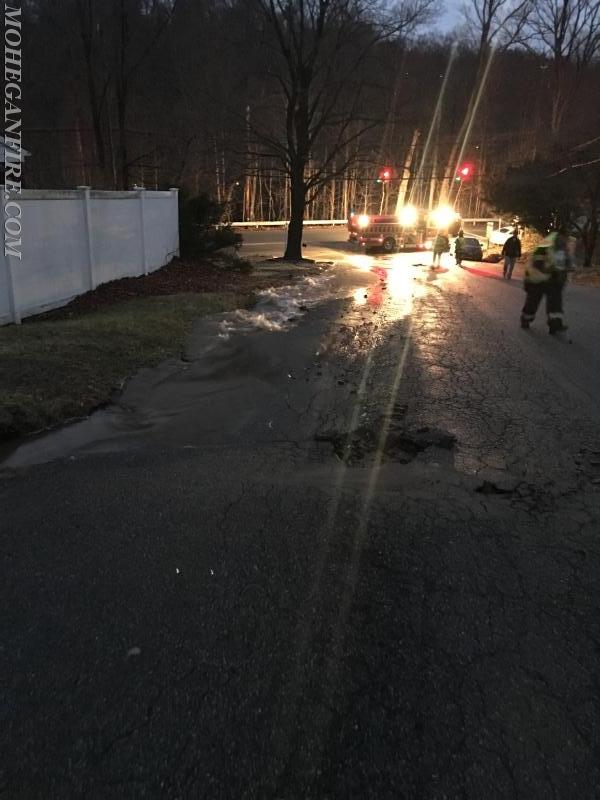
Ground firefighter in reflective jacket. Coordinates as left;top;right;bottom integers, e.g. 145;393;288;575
520;229;570;334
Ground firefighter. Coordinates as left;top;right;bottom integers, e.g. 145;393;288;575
520;228;570;334
455;230;465;267
432;231;449;269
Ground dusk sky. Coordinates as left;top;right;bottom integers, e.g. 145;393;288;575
436;0;462;32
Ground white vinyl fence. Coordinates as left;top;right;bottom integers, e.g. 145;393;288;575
1;187;179;324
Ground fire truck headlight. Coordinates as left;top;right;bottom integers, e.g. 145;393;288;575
430;205;456;229
398;205;418;227
357;214;370;228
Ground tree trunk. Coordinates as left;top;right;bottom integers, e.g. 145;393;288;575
550;87;567;139
117;91;129;189
428;141;438;211
89;99;108;185
107;102;118;189
214;136;221;202
282;175;289;220
116;0;129;190
75;0;108;186
75;115;88;185
550;60;568;139
330;168;336;220
582;218;598;268
284;172;306;261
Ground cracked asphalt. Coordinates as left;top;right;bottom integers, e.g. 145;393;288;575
2;231;600;798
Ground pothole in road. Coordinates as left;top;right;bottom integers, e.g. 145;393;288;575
475;480;515;496
315;417;456;465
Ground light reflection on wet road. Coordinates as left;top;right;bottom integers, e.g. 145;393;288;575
1;236;452;468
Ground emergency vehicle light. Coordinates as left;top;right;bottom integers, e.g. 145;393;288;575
430;205;456;229
357;214;370;228
398;205;418;227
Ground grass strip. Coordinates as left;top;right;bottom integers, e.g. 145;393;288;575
0;292;252;439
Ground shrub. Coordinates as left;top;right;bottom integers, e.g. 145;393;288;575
208;226;243;252
179;192;243;255
216;250;254;274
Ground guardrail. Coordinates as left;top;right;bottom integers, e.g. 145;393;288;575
230;219;347;228
462;218;503;226
230;217;503;228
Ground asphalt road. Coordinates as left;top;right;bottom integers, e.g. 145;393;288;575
237;224;346;258
2;230;600;798
236;223;489;258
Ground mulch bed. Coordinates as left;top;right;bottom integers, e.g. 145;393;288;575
26;257;300;323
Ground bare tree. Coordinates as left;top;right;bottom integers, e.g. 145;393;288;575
39;0;112;185
247;0;435;261
73;0;111;184
51;0;180;188
22;0;599;206
529;0;600;137
112;0;180;189
463;0;532;64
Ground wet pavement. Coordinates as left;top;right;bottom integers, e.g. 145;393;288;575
2;234;600;798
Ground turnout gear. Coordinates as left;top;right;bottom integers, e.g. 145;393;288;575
432;233;449;268
548;317;568;335
433;234;450;254
521;232;570;332
455;232;465;266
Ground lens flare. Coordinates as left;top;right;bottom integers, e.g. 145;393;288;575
347;254;373;271
398;205;418;227
430;205;456;229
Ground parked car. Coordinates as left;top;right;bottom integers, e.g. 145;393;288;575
453;236;483;261
489;225;515;247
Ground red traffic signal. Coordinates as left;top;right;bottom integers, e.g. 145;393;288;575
457;163;473;180
378;166;392;182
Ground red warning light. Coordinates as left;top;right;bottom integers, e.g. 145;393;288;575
458;163;473;179
379;166;392;182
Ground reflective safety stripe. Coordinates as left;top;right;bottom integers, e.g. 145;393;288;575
547;312;564;319
366;224;402;234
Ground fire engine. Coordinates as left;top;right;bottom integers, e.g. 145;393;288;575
348;205;461;253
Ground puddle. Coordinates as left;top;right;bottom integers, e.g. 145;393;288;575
215;266;390;339
2;258;441;470
1;265;379;470
476;480;515;496
217;273;337;338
